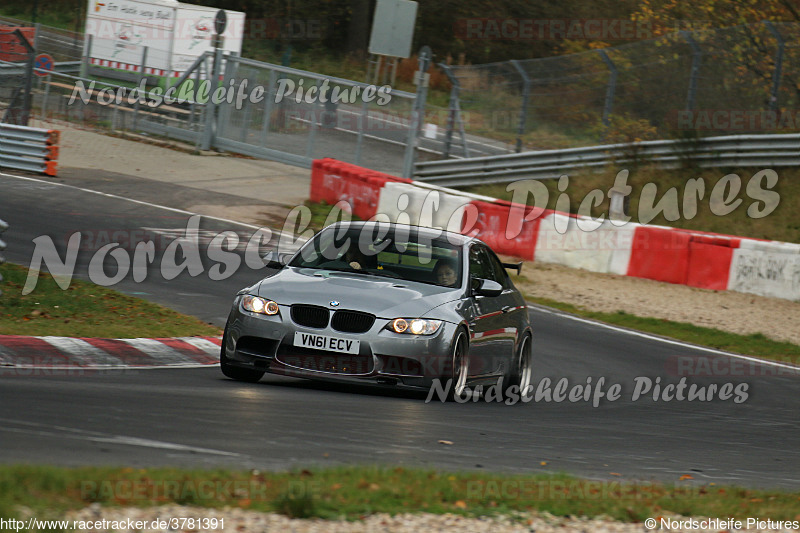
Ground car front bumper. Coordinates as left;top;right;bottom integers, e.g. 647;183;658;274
223;298;461;389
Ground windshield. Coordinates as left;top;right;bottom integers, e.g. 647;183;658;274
289;225;463;288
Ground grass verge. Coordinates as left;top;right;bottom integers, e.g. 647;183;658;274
303;199;361;232
0;263;221;338
1;465;799;523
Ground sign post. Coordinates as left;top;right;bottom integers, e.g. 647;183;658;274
213;9;227;49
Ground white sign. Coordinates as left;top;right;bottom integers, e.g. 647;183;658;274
368;0;418;58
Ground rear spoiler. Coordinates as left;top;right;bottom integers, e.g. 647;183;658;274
502;261;523;275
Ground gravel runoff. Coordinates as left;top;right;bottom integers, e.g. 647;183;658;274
510;261;800;346
57;504;798;532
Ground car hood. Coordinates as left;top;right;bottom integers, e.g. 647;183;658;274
255;267;459;318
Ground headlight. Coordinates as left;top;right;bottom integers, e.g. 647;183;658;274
388;318;442;335
242;295;279;315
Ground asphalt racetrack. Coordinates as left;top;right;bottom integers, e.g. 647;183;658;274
2;173;799;489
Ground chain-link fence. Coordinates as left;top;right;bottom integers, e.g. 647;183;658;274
0;24;34;125
0;46;422;176
441;21;800;155
214;55;418;175
8;15;797;171
0;15;83;61
0;13;428;176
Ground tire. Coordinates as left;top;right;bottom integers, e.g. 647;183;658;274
447;330;470;402
220;328;264;383
504;334;533;401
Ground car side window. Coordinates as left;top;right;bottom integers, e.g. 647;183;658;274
469;245;490;281
485;249;512;289
469;245;503;290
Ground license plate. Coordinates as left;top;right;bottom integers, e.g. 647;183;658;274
294;332;360;354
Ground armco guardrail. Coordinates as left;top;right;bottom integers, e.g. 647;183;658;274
0;218;7;296
0;60;81;76
0;123;59;176
414;133;800;187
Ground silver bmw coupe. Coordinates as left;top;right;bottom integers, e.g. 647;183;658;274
221;221;533;399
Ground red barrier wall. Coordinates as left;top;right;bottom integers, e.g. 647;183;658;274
685;234;740;290
309;160;412;220
463;200;545;260
627;226;691;285
309;158;328;203
307;159;766;297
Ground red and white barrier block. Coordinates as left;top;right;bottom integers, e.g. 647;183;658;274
309;159;800;303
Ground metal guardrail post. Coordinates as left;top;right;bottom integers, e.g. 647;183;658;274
133;46;148;131
33;22;40;52
238;73;252;144
80;34;92;79
764;21;785;113
439;63;459;158
681;31;702;111
510;60;530;153
598;50;618;133
402;46;432;179
189;58;204;136
41;72;51;120
259;69;277;146
354;97;368;165
218;52;239;141
0;218;7;296
305;78;323;159
200;47;223;151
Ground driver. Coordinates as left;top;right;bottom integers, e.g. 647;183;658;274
343;245;372;270
434;258;458;287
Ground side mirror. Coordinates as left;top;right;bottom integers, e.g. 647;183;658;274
473;278;503;297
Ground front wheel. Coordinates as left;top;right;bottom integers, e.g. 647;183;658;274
220;328;264;383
